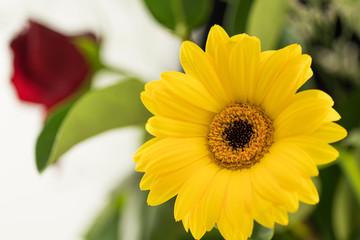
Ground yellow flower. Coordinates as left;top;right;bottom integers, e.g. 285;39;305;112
134;25;347;240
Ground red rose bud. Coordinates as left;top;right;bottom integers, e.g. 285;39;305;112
10;20;95;109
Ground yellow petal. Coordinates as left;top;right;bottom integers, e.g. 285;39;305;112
286;44;303;58
174;163;220;221
263;148;310;192
188;204;207;240
270;140;319;177
217;212;252;240
259;50;275;64
200;168;230;231
283;192;299;213
324;107;341;122
254;196;291;227
144;137;209;174
182;213;190;231
251;160;297;204
271;207;289;225
229;36;261;103
149;86;214;125
297;178;319;205
214;34;236;101
253;207;275;229
274;91;333;139
253;44;302;106
227;170;254;217
217;213;235;240
146;116;208;137
161;71;222;113
294;89;334;104
144;79;162;93
147;158;209;206
135;137;204;172
262;55;313;118
141;91;157;116
229;33;248;45
133;137;159;163
283;136;339;165
180;41;229;105
311;122;347;143
222;186;248;232
140;80;167;116
135;138;166;171
205;25;229;57
140;172;155;190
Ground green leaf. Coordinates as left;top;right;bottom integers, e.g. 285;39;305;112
139;199;184;240
337;145;360;205
35;103;74;172
84;173;140;240
313;165;341;239
224;0;254;36
250;222;274;240
287;177;320;224
44;78;149;170
246;0;289;50
143;0;214;40
84;194;125;240
332;177;360;240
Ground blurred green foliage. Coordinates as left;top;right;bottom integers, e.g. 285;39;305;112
143;0;214;40
332;177;360;240
247;0;289;50
224;0;253;36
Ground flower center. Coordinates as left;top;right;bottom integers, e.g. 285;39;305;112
223;120;254;149
208;103;274;170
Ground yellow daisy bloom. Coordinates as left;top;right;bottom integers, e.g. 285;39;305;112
134;25;347;240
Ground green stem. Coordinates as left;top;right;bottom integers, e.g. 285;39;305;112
103;65;140;79
171;0;190;41
337;145;360;205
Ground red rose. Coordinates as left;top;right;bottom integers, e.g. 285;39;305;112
10;20;93;109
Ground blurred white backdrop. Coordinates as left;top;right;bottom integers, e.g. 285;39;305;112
0;0;181;239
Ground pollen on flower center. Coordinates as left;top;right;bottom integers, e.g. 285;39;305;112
208;103;274;170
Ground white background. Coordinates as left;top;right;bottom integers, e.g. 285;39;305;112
0;0;181;239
